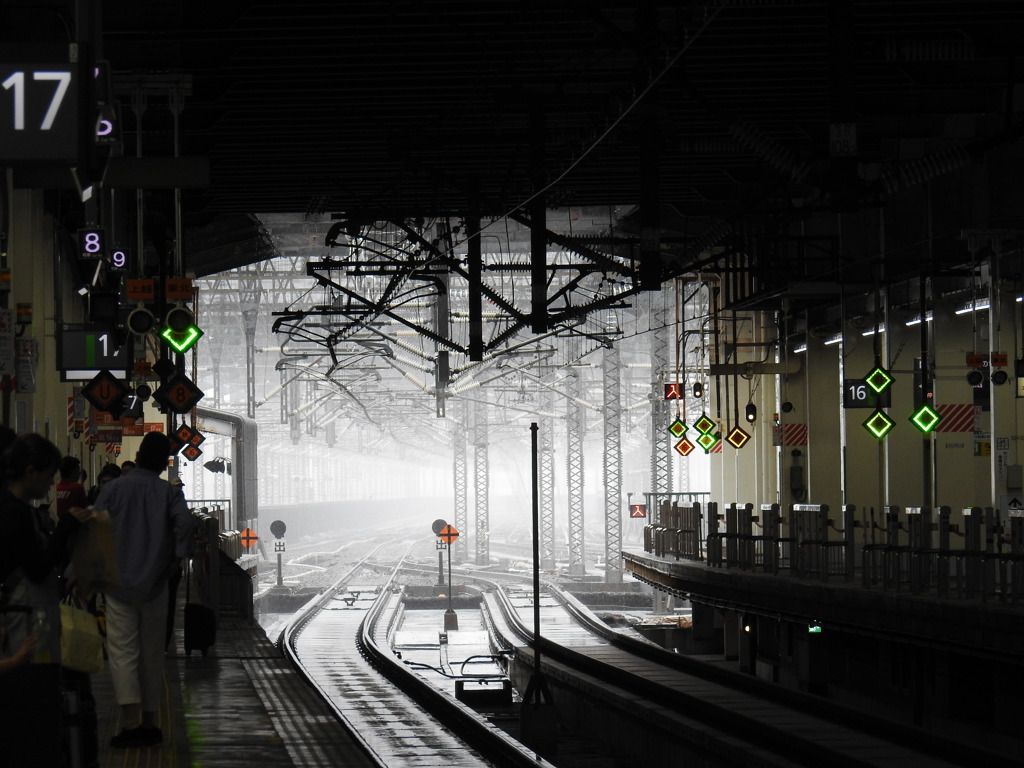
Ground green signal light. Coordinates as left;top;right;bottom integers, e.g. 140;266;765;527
668;419;688;438
909;404;942;434
865;366;894;393
693;414;716;435
696;432;719;452
863;409;895;439
808;622;823;634
160;324;204;353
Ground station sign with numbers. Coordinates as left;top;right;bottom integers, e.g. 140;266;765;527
1;56;81;164
58;323;128;381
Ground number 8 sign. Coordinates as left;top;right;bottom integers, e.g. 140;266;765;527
77;227;106;260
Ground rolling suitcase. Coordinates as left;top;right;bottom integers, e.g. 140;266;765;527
183;557;217;657
183;602;217;657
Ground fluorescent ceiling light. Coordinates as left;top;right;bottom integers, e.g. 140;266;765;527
905;311;933;326
955;300;989;315
861;325;885;337
823;334;842;346
792;344;807;354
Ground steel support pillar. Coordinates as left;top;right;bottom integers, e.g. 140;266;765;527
567;343;585;576
539;384;556;569
452;400;468;564
650;292;672;494
473;396;490;566
603;338;623;582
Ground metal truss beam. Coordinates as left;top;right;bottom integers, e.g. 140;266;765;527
603;338;623;582
452;400;468;564
473;396;490;566
650;292;672;494
539;383;556;569
567;340;585;575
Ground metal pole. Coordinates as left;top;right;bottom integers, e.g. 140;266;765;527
531;422;542;676
447;543;453;615
520;422;554;753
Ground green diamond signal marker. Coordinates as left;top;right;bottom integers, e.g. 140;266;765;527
160;325;204;353
909;404;942;433
726;426;751;449
673;437;696;456
863;409;895;439
668;419;688;438
865;366;894;393
696;432;719;452
693;414;716;435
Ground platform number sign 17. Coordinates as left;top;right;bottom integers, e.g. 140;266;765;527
1;62;79;164
2;70;72;130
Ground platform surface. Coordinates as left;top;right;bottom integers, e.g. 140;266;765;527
94;605;377;768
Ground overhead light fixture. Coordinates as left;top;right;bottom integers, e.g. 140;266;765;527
792;344;808;354
955;300;990;315
861;325;886;337
905;311;933;326
823;334;842;346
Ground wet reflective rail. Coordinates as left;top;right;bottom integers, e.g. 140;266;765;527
285;543;545;768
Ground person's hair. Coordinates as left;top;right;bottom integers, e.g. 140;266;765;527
136;432;171;472
121;460;136;471
97;463;122;482
59;455;82;480
0;433;62;483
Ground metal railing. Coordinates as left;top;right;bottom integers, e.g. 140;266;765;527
642;500;1024;604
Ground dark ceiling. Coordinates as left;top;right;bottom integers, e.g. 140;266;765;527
7;1;1024;288
98;1;1024;215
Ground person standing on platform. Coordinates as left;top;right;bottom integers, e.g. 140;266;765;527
0;434;94;765
95;432;194;749
55;456;89;519
87;462;121;505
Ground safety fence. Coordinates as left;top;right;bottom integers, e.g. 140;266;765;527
188;504;254;621
643;500;1024;604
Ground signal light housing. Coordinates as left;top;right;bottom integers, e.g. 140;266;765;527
161;305;202;353
165;305;194;332
127;305;156;335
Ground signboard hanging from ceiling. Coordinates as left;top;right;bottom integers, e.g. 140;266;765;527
0;47;83;165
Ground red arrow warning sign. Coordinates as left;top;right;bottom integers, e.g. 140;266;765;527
438;525;459;545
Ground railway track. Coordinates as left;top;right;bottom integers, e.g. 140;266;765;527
280;539;1011;768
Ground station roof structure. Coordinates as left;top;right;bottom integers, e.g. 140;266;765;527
7;1;1024;450
73;0;1024;286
